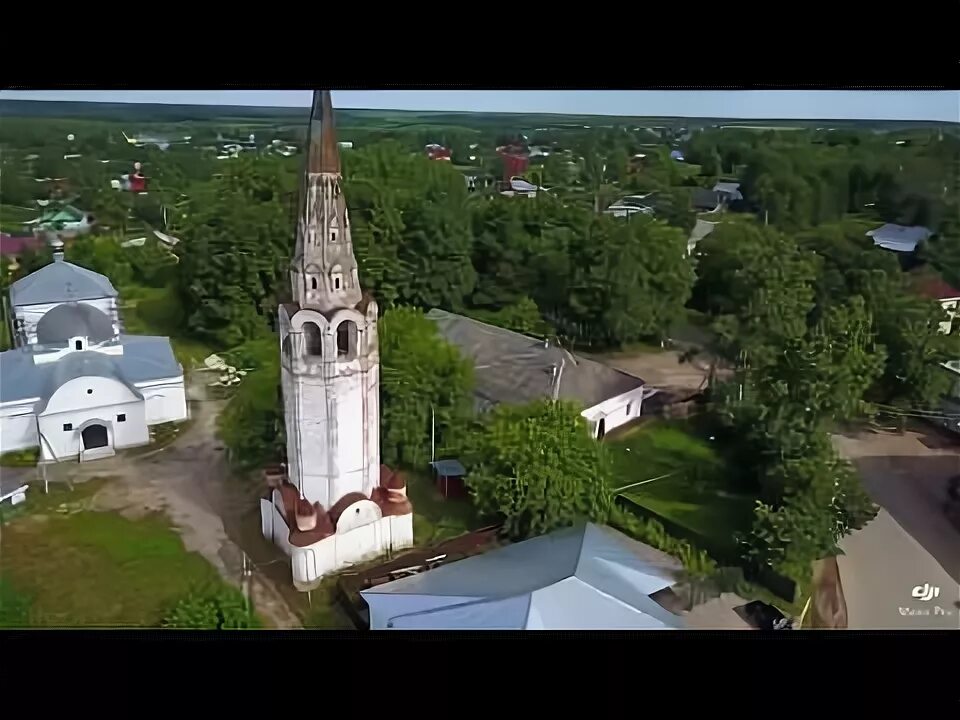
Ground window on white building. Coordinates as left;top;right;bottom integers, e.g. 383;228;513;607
75;340;83;350
626;403;632;415
117;414;126;422
63;423;73;431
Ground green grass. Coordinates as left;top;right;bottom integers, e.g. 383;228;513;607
0;447;39;467
1;480;238;627
404;469;481;546
606;422;754;555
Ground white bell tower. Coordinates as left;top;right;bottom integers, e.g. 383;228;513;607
278;90;380;511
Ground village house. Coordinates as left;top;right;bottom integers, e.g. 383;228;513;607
427;309;654;439
910;272;960;335
0;254;187;463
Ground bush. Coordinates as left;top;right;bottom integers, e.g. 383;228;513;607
161;587;261;630
0;447;39;467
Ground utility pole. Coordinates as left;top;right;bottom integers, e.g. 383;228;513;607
430;406;436;464
241;552;252;612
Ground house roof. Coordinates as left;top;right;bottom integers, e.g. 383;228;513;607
361;522;686;630
910;272;960;301
430;459;466;477
0;335;182;405
0;233;43;257
35;302;115;344
866;224;932;253
9;260;118;306
713;182;743;200
426;309;644;410
691;188;721;211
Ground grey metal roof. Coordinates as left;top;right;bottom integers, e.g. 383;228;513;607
713;182;741;194
9;260;118;307
691;188;721;211
0;335;182;405
430;459;466;476
866;224;932;253
35;303;115;344
427;309;643;410
362;522;686;630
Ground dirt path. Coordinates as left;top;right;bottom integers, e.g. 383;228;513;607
52;374;302;629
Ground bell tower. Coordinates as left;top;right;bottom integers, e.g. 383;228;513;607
279;90;381;511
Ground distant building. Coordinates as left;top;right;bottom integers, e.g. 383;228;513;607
867;224;932;254
910;271;960;334
427;309;653;439
691;188;722;212
712;182;743;203
425;144;452;161
497;144;530;184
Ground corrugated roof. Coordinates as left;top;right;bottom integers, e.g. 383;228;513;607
362;522;686;630
10;260;118;306
0;335;182;404
427;309;643;410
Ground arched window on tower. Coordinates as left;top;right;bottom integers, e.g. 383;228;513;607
330;230;337;243
336;321;358;360
302;322;323;357
310;277;318;290
331;265;343;292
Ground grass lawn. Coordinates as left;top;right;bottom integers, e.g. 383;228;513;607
404;469;482;546
606;422;754;557
0;480;241;628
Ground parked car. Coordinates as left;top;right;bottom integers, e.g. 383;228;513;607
743;600;794;630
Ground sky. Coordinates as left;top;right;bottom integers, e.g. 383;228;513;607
1;89;958;122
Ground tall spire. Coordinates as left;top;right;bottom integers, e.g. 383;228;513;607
307;90;340;175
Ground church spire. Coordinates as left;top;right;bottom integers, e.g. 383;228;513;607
291;89;362;314
307;90;341;175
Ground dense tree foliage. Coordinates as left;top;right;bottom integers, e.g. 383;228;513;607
463;399;614;539
379;307;475;468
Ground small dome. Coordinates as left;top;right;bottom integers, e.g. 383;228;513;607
36;302;115;345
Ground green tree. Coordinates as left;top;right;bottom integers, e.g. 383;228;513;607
463;399;614;539
379;307;475;468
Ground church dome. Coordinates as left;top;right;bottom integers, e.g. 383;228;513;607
36;302;115;345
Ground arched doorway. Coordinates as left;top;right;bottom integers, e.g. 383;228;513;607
81;424;109;450
596;418;606;440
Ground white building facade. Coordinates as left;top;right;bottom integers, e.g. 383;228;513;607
260;91;413;590
1;258;187;463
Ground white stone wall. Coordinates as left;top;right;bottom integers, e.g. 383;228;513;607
0;404;39;452
261;493;414;589
13;297;120;346
581;384;648;438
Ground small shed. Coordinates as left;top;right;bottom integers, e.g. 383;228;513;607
429;459;467;499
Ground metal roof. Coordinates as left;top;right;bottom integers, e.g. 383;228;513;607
36;302;115;344
866;224;932;253
362;522;686;630
430;459;466;477
9;260;118;306
426;309;644;410
691;188;721;211
0;335;182;405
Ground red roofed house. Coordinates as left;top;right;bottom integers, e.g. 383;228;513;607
912;272;960;334
425;144;452;161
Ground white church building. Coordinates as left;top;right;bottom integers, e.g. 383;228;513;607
0;252;188;463
259;90;414;590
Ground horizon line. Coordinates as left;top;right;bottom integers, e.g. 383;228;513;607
2;97;957;124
